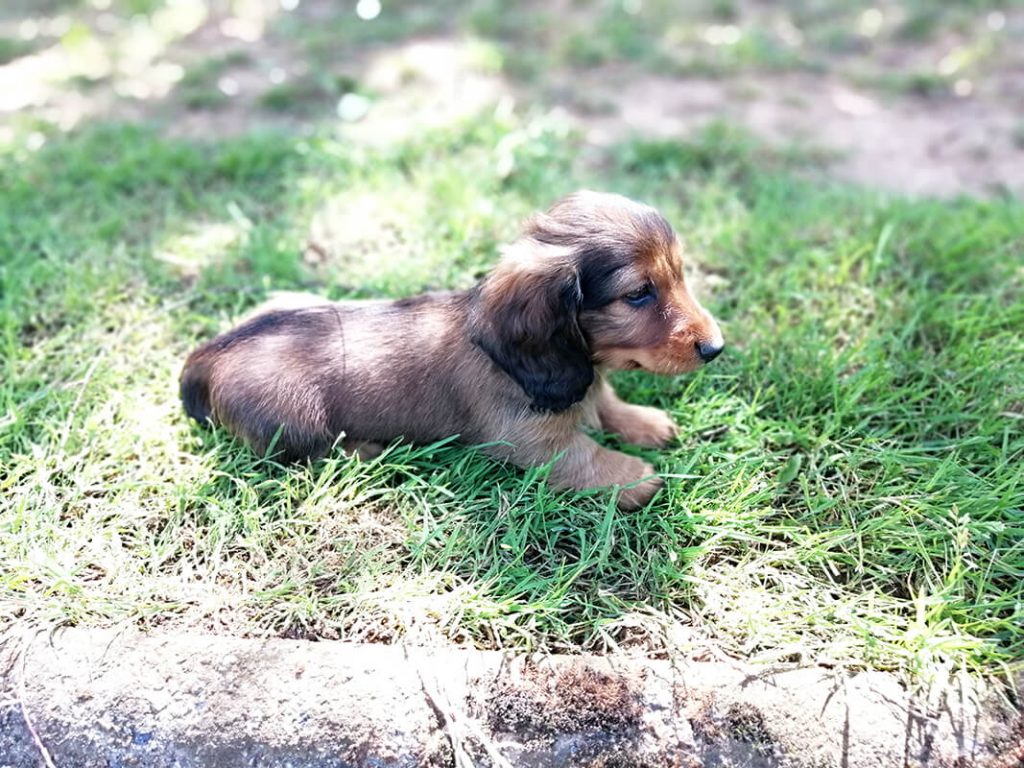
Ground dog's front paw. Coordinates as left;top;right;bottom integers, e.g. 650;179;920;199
546;438;665;510
617;475;663;511
615;458;663;510
611;405;680;448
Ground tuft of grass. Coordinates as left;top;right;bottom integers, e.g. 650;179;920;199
897;7;944;41
1012;123;1024;151
176;51;253;111
854;70;954;98
1;112;1022;679
0;36;37;65
259;74;359;114
616;121;758;178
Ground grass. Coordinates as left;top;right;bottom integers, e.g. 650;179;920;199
259;73;360;114
0;36;37;65
461;0;1011;82
855;70;955;98
0;111;1021;680
176;51;252;110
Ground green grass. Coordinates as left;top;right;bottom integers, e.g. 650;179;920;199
0;113;1021;679
259;73;359;114
855;70;955;98
176;51;252;111
0;36;37;65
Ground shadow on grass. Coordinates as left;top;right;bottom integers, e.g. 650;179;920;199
177;410;711;651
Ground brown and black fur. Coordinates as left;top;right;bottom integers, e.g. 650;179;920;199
180;191;724;509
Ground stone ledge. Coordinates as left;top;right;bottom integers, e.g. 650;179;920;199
0;629;1020;767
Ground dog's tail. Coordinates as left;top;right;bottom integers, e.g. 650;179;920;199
180;349;214;425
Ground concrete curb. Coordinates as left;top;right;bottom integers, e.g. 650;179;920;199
1;629;1020;767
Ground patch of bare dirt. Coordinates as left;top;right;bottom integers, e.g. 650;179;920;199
573;67;1024;197
483;660;644;736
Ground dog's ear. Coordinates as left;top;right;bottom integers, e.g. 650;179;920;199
470;243;593;412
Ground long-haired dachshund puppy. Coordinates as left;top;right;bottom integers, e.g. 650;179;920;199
180;191;724;509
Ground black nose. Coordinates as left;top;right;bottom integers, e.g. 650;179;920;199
697;340;724;363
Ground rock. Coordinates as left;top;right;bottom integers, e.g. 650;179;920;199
0;629;1019;767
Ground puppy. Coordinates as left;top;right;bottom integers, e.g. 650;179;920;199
180;191;724;509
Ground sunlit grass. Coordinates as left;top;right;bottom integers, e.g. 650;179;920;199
1;111;1021;681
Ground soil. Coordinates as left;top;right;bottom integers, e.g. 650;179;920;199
574;68;1024;198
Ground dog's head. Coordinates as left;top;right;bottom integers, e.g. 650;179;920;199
471;190;724;412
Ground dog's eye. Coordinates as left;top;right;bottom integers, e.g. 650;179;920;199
623;286;655;307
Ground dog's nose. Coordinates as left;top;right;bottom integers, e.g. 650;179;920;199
696;340;724;363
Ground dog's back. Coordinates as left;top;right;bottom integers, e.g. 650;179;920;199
179;296;478;460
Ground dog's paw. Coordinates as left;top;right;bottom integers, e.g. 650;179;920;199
615;459;663;510
617;475;663;511
610;405;680;448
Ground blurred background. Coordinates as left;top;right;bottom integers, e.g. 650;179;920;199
2;0;1022;197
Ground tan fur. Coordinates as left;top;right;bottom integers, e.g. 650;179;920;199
595;380;680;448
180;191;724;510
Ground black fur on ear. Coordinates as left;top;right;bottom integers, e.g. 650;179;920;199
469;244;594;412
